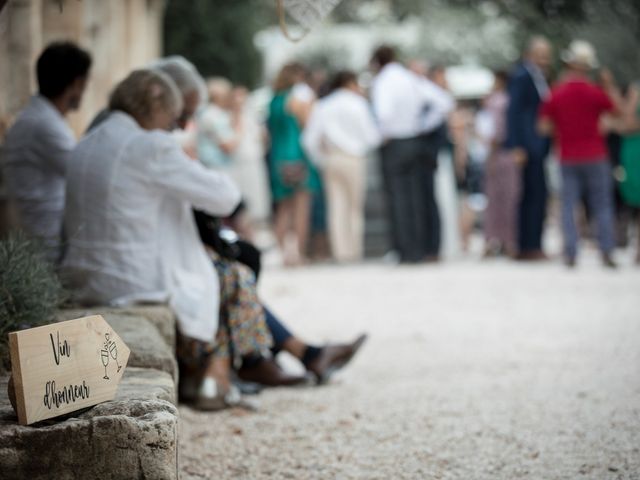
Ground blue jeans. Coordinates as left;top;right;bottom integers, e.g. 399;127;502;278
560;161;615;258
263;306;293;355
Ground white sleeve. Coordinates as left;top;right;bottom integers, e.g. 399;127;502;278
147;132;241;216
356;98;382;151
419;79;456;117
292;83;316;103
371;76;394;133
301;105;325;167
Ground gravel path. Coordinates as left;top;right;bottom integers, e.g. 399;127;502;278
179;247;640;479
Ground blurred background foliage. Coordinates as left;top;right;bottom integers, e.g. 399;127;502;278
164;0;276;88
164;0;640;88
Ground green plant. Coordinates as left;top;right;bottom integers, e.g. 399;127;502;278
0;233;65;373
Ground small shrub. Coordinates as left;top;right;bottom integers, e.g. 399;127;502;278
0;233;65;372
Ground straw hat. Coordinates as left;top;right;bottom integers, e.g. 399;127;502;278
561;40;599;69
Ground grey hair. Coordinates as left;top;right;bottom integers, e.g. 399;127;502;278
108;69;183;124
525;36;551;54
206;77;233;103
150;55;207;106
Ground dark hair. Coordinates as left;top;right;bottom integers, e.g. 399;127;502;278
36;42;92;99
371;45;396;68
273;62;307;92
493;70;509;85
329;71;358;93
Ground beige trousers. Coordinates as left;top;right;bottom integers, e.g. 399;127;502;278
324;148;366;262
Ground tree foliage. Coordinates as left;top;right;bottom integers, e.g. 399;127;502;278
164;0;640;86
163;0;276;88
333;0;640;83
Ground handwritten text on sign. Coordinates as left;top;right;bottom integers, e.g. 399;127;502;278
9;315;130;425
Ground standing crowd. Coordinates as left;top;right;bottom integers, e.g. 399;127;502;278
257;37;640;268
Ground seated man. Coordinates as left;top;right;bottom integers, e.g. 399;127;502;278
3;42;91;262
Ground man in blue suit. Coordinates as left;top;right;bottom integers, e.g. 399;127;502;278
505;37;553;260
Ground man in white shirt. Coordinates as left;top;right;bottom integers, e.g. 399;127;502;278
303;71;381;262
3;42;91;262
370;46;454;263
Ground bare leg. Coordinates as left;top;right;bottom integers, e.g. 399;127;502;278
459;197;475;252
636;216;640;264
292;190;311;263
282;337;307;360
203;355;231;391
274;199;293;263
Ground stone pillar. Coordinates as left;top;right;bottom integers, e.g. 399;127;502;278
0;0;42;237
2;0;42;122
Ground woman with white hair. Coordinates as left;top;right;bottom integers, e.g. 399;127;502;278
62;69;272;409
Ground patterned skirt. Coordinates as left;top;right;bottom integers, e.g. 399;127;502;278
177;252;273;374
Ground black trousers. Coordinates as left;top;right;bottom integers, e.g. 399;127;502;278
518;153;547;253
381;136;440;262
419;132;441;257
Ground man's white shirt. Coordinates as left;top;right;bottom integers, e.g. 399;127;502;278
371;62;455;140
2;95;76;260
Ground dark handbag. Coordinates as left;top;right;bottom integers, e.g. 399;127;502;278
280;162;307;187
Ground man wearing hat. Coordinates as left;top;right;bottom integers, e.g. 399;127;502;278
539;40;620;268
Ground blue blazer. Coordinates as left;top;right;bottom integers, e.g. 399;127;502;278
505;63;550;161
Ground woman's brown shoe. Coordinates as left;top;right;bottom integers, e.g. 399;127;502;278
238;358;311;387
306;334;368;384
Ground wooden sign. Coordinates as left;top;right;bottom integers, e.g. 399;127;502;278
8;315;130;425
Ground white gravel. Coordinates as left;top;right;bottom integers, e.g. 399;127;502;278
179;243;640;479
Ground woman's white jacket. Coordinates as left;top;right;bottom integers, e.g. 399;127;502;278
62;112;241;342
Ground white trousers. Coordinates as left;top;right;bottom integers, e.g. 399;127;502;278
324;149;366;262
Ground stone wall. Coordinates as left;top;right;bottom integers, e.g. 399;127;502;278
0;0;165;136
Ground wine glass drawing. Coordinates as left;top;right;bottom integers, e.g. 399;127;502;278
101;346;110;380
109;338;122;372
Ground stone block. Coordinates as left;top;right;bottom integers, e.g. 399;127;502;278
0;368;178;480
59;306;176;349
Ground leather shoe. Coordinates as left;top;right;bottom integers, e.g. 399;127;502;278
516;250;548;261
237;357;310;387
306;334;368;384
602;254;617;269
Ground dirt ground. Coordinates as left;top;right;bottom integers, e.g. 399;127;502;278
179;243;640;479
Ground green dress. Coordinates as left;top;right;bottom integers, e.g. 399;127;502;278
267;91;320;202
621;108;640;207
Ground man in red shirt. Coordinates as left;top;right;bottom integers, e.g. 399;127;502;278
539;40;618;268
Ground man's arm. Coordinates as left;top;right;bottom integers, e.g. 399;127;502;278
39;123;76;175
505;71;531;165
301;104;324;166
537;116;554;137
419;79;455;120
